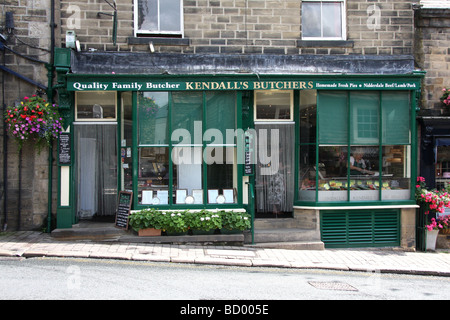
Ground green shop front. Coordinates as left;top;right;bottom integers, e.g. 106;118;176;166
54;51;423;249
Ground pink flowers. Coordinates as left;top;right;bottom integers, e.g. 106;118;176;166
3;95;63;150
416;177;450;231
441;88;450;106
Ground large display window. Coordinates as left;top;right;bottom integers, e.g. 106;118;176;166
136;91;239;207
298;90;412;203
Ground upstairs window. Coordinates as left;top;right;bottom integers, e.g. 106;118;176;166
301;0;346;40
134;0;183;36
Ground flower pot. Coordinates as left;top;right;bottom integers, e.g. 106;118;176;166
138;228;161;237
426;229;439;251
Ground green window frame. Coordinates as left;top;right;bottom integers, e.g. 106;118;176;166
131;91;243;209
297;90;414;205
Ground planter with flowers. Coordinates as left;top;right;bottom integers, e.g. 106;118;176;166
441;88;450;107
128;209;251;237
4;95;63;150
415;177;450;250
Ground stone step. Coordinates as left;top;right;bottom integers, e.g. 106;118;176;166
247;241;325;250
251;228;320;243
254;218;302;230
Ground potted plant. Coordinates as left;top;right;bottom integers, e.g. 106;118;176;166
186;210;222;235
129;208;162;236
4;95;63;150
220;210;251;233
415;177;450;250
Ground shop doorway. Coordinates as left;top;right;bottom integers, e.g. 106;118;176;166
254;122;295;218
74;124;118;220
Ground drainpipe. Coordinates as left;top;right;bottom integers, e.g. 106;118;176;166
2;45;7;231
46;0;56;233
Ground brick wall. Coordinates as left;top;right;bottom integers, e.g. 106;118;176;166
59;0;415;55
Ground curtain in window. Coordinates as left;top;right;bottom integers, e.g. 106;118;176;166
255;123;295;214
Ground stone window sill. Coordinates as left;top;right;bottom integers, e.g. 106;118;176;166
127;37;190;46
297;40;354;48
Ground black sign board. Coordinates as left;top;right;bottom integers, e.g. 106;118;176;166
58;132;71;165
115;191;133;230
244;133;254;175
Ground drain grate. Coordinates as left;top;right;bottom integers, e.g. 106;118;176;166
308;281;358;291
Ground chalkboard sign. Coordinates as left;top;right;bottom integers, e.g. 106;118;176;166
58;132;71;165
115;191;133;230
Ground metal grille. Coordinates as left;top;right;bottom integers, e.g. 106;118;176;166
308;281;358;292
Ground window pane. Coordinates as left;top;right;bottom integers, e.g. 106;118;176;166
160;0;181;32
138;92;169;145
318;91;348;144
351;92;379;145
322;3;342;38
350;146;379;201
298;144;316;201
76;92;116;120
121;92;133;191
302;3;321;37
382;146;411;200
300;90;317;144
137;0;158;31
206;92;236;142
138;147;169;205
172;92;203;144
318;146;348;201
382;92;410;144
206;147;237;203
172;147;203;204
255;91;292;120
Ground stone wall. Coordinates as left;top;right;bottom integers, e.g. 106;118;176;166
0;0;57;231
415;7;450;112
59;0;415;55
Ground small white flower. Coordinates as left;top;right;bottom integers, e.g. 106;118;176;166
200;217;204;221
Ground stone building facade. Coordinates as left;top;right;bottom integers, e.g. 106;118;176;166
0;0;58;231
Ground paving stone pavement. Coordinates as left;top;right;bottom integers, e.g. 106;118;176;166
1;231;450;276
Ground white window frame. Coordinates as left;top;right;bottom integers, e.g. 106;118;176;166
134;0;184;37
301;0;347;41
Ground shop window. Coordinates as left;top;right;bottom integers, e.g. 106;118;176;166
121;92;133;192
301;0;346;40
255;90;293;121
137;91;238;206
298;91;412;203
134;0;183;36
75;92;116;121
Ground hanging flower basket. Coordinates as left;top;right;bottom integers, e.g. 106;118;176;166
440;88;450;107
4;95;63;150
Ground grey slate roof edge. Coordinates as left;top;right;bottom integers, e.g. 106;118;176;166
71;52;416;76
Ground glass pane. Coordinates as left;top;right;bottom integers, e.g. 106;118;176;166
206;92;236;142
298;144;316;201
137;0;158;31
302;3;321;37
349;146;379;201
382;92;410;144
76;92;116;120
436;145;450;190
138;92;169;145
255;91;292;120
322;3;342;38
160;0;181;32
172;147;203;204
300;90;317;144
318;91;348;144
206;147;237;203
382;146;411;200
351;92;379;145
172;92;203;144
138;147;170;205
318;146;348;201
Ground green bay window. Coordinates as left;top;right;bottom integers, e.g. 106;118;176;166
135;91;240;207
298;90;412;204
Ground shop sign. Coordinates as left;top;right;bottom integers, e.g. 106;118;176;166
68;79;419;92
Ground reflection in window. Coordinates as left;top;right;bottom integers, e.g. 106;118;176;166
135;0;182;35
255;90;292;120
302;0;345;39
138;147;169;205
138;92;169;145
76;91;116;120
